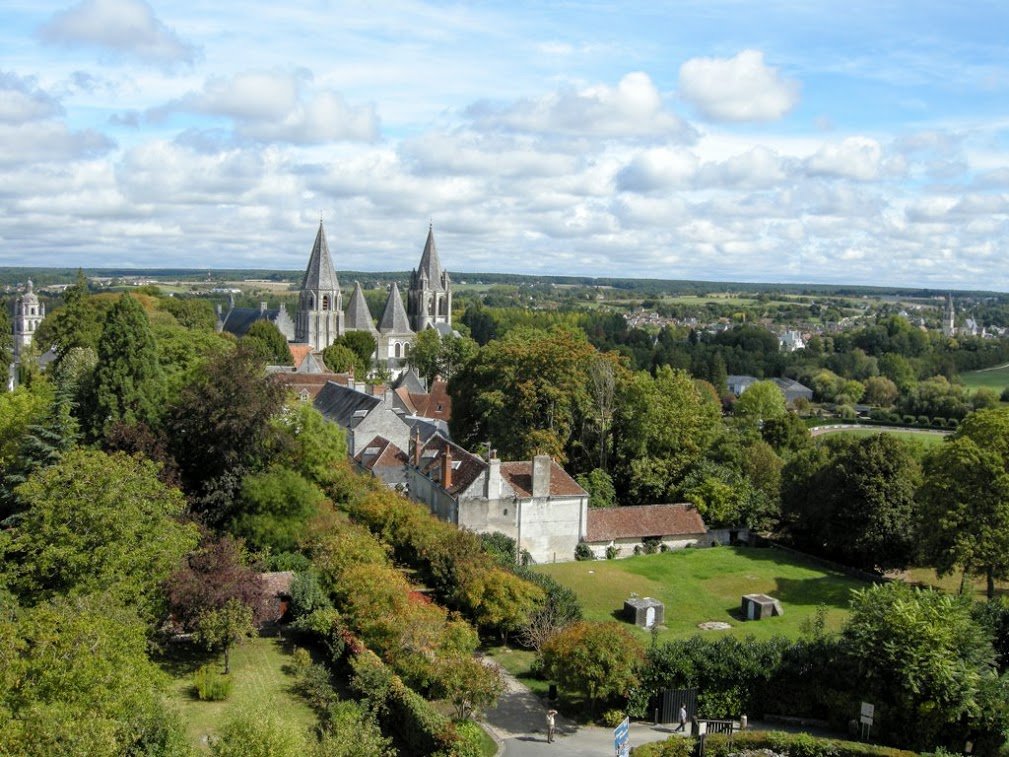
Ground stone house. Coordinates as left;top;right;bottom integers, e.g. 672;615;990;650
583;503;710;559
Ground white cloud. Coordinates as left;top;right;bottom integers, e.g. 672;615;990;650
38;0;197;66
697;147;791;189
678;50;799;122
616;148;698;192
805;136;884;181
0;71;63;124
0;122;113;166
466;72;695;140
154;71;378;144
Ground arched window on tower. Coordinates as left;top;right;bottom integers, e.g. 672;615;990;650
308;294;315;309
322;295;330;311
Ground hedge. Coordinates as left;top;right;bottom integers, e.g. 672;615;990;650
703;730;917;757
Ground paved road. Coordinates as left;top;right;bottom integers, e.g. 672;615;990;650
480;659;678;756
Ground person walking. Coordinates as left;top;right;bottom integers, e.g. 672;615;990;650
675;704;687;732
546;709;557;743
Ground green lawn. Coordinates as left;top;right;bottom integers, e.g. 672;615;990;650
535;546;867;643
960;364;1009;393
813;426;948;448
900;566;1009;598
160;634;319;750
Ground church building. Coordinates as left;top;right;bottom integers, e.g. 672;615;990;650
220;221;453;375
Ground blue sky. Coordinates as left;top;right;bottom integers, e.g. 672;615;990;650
1;1;1008;289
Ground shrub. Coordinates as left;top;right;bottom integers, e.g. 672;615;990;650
295;662;337;713
606;545;620;560
574;542;594;561
701;730;917;757
452;720;488;757
193;664;232;701
631;736;695;757
916;415;930;426
1001;387;1009;403
642;537;661;555
902;415;916;425
601;709;626;727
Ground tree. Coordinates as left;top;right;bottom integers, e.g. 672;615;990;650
243;320;292;364
576;468;617;508
407;327;442;384
615;366;722;504
165;535;269;632
0;594;188;757
316;700;394;756
210;709;308;757
863;376;899;407
166;347;286;523
433;655;505;720
450;327;598;462
234;465;328;553
439;332;478;379
841;583;998;749
457;567;545;640
541;621;645;714
272;401;348;488
321;343;358;373
32;270;106;357
919;437;1009;598
3;449;198;619
92;293;166;437
734;380;786;425
328;331;377;376
197;598;256;674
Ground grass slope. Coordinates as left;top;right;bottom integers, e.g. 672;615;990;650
536;546;866;642
960;364;1009;393
161;635;318;750
813;427;947;448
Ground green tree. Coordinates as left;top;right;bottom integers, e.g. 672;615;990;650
321;343;358;373
210;709;308;757
541;621;645;714
32;270;107;357
197;598;256;674
615;366;722;504
450;327;597;462
432;655;505;720
330;331;377;376
863;375;899;407
234;465;327;553
3;449;198;619
734;380;786;425
272;400;349;488
919;436;1009;598
0;307;12;369
407;327;442;384
0;594;188;757
316;700;394;756
243;320;292;364
439;332;478;379
92;293;166;436
576;468;617;508
841;583;998;749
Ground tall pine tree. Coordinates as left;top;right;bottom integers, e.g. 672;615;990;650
91;294;165;438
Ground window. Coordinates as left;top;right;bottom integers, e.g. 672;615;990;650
395;343;402;358
322;295;330;311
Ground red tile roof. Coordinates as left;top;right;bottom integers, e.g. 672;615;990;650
354;436;408;473
499;460;587;498
272;371;350;400
288;343;314;369
586;504;707;542
415;434;487;496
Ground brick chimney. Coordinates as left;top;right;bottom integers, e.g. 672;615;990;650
532;454;551;498
441;445;453;490
411;427;422;467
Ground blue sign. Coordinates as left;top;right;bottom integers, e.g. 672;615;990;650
614;717;630;756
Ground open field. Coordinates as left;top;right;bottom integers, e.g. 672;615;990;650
160;635;318;750
899;567;1009;598
810;426;948;448
960;364;1009;393
535;546;867;643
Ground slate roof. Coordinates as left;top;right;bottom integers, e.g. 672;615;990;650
586;504;707;542
354;435;409;485
378;282;412;334
220;307;280;337
313;381;381;427
500;461;587;499
300;221;341;293
414;434;487;496
416;224;447;289
394;367;427;394
345;281;377;332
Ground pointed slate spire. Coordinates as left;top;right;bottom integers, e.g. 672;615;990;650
416;223;445;290
345;281;377;332
300;221;341;292
378;282;412;334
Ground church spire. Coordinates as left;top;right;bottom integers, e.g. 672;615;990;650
379;282;411;334
300;221;341;292
345;281;377;332
416;223;445;290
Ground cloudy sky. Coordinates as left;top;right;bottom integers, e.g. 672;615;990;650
2;1;1008;288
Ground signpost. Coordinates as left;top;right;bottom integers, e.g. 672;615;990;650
860;702;875;741
613;716;630;757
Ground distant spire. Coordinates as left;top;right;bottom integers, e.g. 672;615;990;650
378;282;412;334
345;281;377;332
300;221;341;293
416;224;446;291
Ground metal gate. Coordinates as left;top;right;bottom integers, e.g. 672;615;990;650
658;687;698;725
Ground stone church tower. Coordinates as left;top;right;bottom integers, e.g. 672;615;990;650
408;225;452;333
296;221;344;351
13;279;44;360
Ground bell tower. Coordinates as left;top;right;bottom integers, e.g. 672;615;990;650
296;221;343;351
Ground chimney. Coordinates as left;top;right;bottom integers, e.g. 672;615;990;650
441;445;453;490
260;301;267;313
532;454;551;498
411;427;422;467
485;449;501;499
